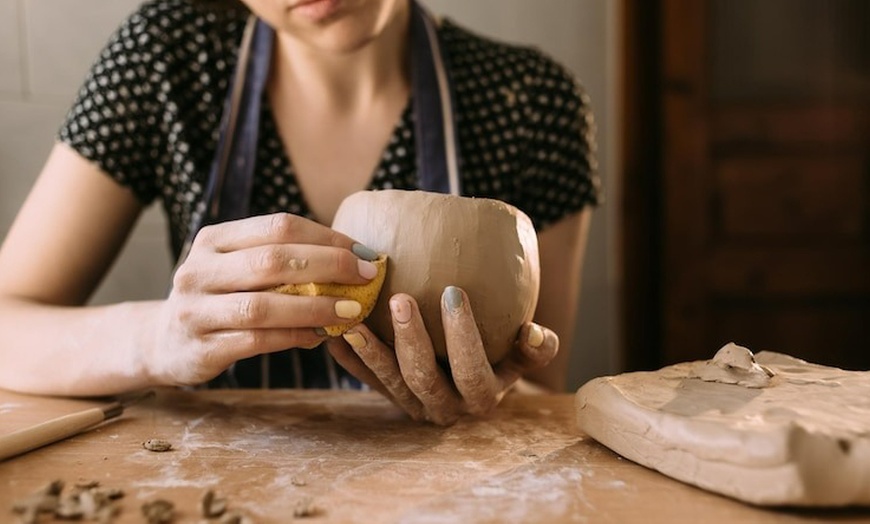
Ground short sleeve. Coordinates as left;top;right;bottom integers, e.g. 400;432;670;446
57;3;170;205
514;58;601;231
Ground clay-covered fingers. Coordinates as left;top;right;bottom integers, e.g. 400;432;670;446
324;337;393;399
440;286;502;415
339;324;428;421
390;294;463;425
173;243;380;293
493;323;560;388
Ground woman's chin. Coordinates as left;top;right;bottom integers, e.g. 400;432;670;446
289;0;344;24
274;0;400;54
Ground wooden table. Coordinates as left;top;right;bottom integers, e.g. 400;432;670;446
1;388;868;523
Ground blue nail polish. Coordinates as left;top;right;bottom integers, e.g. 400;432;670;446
352;243;378;261
443;286;463;313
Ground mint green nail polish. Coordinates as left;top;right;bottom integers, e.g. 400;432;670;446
352;243;378;261
444;286;463;313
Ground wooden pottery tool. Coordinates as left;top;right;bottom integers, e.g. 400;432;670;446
0;390;154;461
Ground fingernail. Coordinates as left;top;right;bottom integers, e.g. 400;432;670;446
390;296;412;324
335;300;362;319
314;327;328;336
443;286;463;313
352;243;378;261
343;330;366;349
528;324;545;348
357;259;378;279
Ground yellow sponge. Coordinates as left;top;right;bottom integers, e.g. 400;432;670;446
271;255;388;336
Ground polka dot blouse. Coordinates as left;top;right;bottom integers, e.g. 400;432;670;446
59;0;601;259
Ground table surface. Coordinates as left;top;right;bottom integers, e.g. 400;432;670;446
1;388;868;523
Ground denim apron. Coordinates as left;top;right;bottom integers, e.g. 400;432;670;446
177;1;461;388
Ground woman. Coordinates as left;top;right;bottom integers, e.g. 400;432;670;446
0;0;598;425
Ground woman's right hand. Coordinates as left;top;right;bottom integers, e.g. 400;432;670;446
147;213;379;386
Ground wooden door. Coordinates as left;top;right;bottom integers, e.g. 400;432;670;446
623;0;870;370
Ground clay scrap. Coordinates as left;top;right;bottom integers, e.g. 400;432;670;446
688;342;775;388
201;489;228;518
11;479;250;524
12;480;123;523
292;497;319;518
141;499;174;524
576;345;870;506
142;439;173;452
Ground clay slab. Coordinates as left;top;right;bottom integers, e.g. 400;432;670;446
575;350;870;506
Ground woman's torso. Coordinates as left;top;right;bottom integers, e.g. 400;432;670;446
59;0;600;261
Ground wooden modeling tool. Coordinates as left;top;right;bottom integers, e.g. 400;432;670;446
0;390;154;461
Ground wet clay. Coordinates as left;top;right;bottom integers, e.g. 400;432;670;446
576;346;870;506
688;342;774;388
331;190;540;364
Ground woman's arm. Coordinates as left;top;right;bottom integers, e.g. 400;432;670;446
524;208;593;391
0;143;157;395
0;143;381;396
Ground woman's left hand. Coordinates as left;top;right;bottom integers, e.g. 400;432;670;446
325;286;559;425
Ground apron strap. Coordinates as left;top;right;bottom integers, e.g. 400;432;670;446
205;16;273;226
409;1;461;196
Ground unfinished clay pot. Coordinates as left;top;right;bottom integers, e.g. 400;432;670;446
331;190;540;364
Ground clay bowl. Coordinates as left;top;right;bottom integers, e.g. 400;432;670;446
331;189;540;364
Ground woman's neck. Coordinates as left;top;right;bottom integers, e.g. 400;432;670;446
271;1;411;116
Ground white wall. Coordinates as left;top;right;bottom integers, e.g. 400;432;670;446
0;0;620;389
0;0;172;305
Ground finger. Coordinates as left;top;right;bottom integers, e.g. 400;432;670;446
175;244;380;293
493;323;560;388
194;213;378;258
200;327;326;376
324;337;394;399
390;294;463;426
441;286;501;415
180;293;364;333
340;325;427;421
